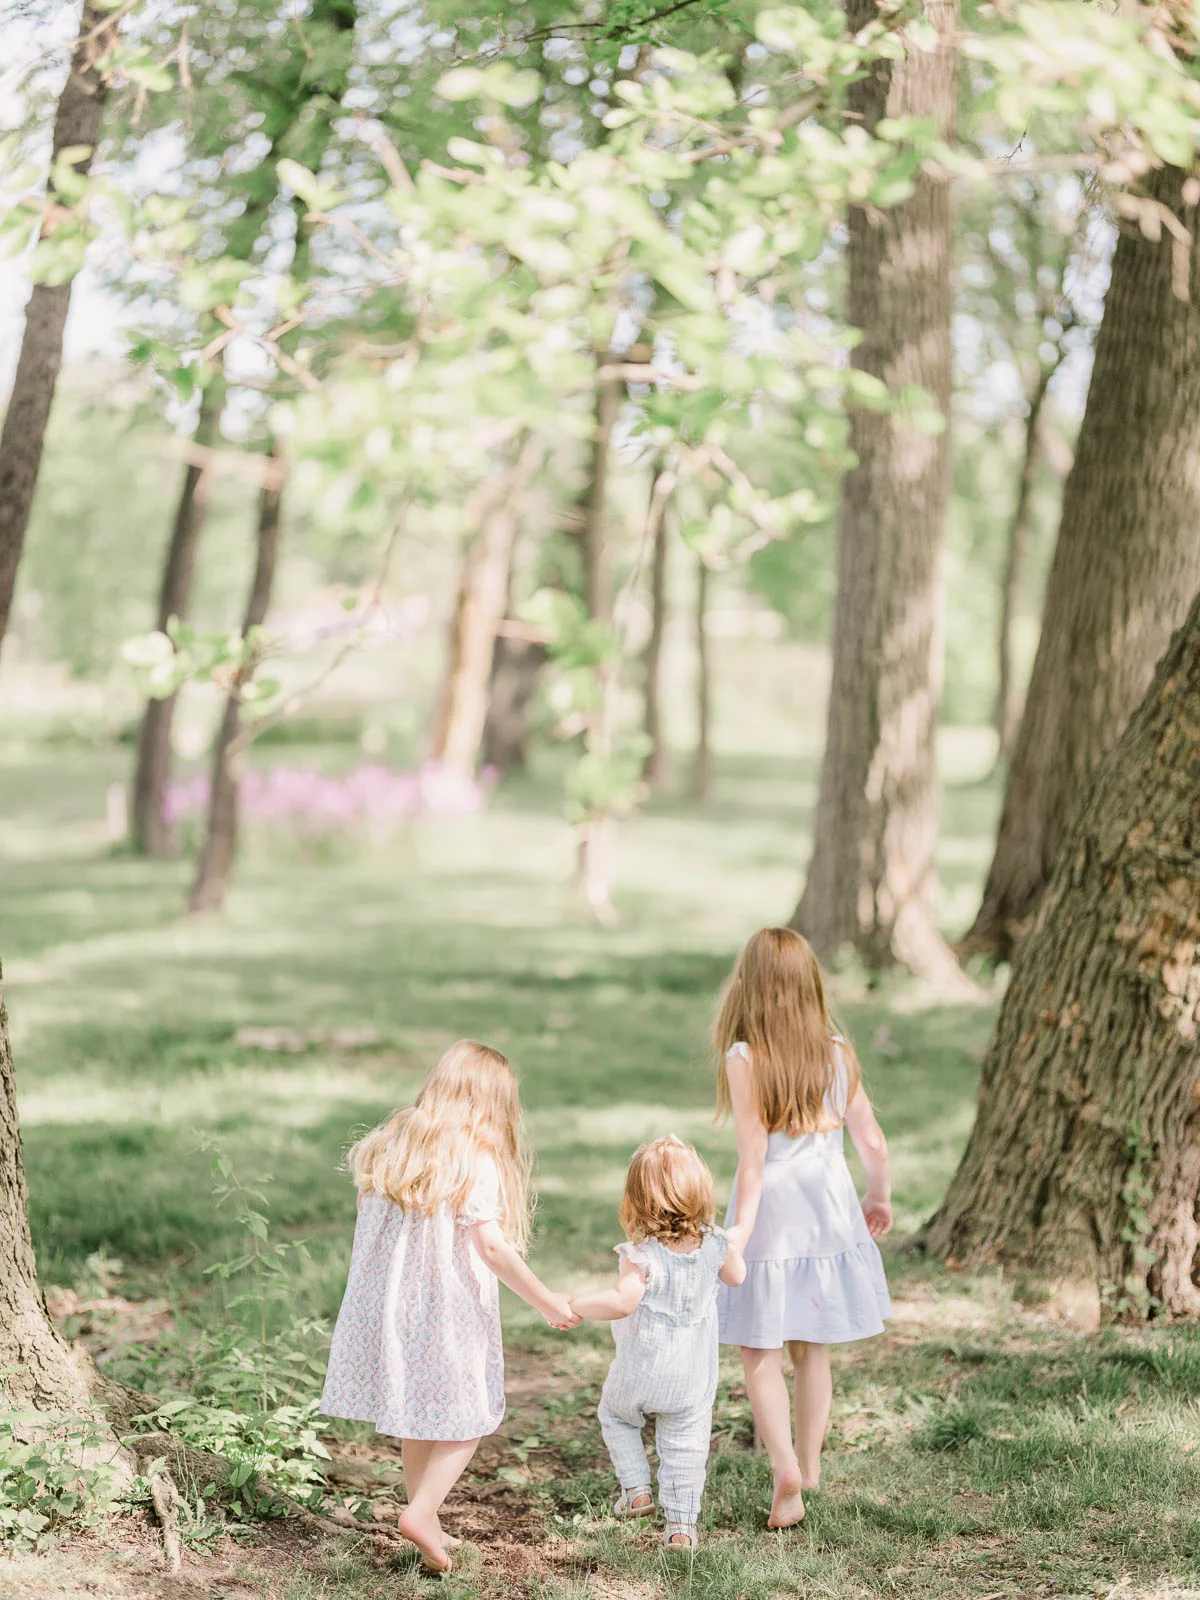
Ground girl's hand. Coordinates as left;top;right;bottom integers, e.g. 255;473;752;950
541;1291;580;1331
862;1196;893;1238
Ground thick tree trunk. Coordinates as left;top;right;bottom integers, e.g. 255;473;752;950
130;382;226;856
0;3;120;656
641;466;672;791
577;363;623;918
926;586;1200;1320
965;167;1200;961
0;963;93;1411
482;635;546;772
994;363;1052;761
429;438;540;778
791;0;960;981
188;447;285;914
691;555;712;802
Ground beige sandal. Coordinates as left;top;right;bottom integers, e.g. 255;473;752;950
614;1487;653;1518
663;1522;698;1549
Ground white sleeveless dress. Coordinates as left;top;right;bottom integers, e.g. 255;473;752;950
717;1042;891;1348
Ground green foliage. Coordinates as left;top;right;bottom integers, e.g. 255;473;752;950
127;1148;332;1519
0;1408;122;1552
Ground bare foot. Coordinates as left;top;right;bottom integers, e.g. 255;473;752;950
767;1466;806;1529
397;1506;451;1572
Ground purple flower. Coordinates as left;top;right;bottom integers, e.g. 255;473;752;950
162;760;490;838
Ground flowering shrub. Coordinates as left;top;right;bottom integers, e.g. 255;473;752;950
164;761;492;840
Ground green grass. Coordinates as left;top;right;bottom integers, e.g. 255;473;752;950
3;733;1199;1598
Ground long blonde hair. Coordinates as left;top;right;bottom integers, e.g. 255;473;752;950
714;927;860;1135
620;1136;715;1246
350;1040;532;1252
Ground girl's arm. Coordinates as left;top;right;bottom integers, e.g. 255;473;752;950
570;1258;647;1322
844;1086;893;1238
718;1235;747;1287
725;1049;768;1253
469;1220;581;1329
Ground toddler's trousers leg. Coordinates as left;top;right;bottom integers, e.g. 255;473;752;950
599;1396;652;1495
654;1399;713;1528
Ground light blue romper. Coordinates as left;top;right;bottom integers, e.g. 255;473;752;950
717;1041;891;1348
597;1228;728;1526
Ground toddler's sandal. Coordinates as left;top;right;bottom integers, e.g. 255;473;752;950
663;1523;698;1549
613;1487;653;1519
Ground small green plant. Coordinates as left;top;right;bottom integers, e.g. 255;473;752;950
0;1405;123;1551
129;1145;332;1521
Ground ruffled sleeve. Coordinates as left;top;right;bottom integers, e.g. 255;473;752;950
457;1154;502;1227
726;1041;751;1066
614;1241;653;1283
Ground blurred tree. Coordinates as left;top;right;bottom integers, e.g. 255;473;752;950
926;582;1200;1320
963;165;1200;961
640;458;675;790
957;183;1091;757
0;1;123;657
791;0;962;981
691;550;712;801
188;0;359;914
189;444;285;913
430;435;542;778
130;0;360;857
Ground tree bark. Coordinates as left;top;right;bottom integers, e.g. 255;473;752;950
691;554;712;802
577;362;623;918
926;585;1200;1320
429;437;540;778
994;363;1052;762
641;466;673;791
188;446;285;914
964;167;1200;961
0;3;120;656
791;0;960;981
482;635;546;772
0;962;94;1411
130;381;226;856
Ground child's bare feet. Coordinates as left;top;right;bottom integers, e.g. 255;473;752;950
397;1505;451;1572
767;1466;806;1529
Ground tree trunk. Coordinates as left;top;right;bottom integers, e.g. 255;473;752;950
482;635;546;772
188;446;285;914
429;438;540;778
994;363;1052;762
130;381;226;856
791;0;960;982
964;167;1200;962
926;584;1200;1320
641;465;673;791
0;963;93;1411
0;3;120;656
691;554;712;802
577;362;623;919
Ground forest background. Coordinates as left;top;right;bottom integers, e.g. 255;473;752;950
1;2;1199;1597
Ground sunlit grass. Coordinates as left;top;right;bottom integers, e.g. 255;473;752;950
6;732;1198;1596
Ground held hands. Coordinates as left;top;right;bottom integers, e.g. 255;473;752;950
861;1195;893;1239
541;1290;580;1331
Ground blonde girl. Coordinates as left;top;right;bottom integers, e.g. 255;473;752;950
570;1137;746;1549
320;1040;578;1573
715;928;892;1530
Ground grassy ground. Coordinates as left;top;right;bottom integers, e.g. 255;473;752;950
3;734;1200;1599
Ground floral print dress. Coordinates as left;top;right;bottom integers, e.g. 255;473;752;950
320;1156;505;1441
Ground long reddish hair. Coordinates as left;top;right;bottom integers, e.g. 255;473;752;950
714;927;860;1135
